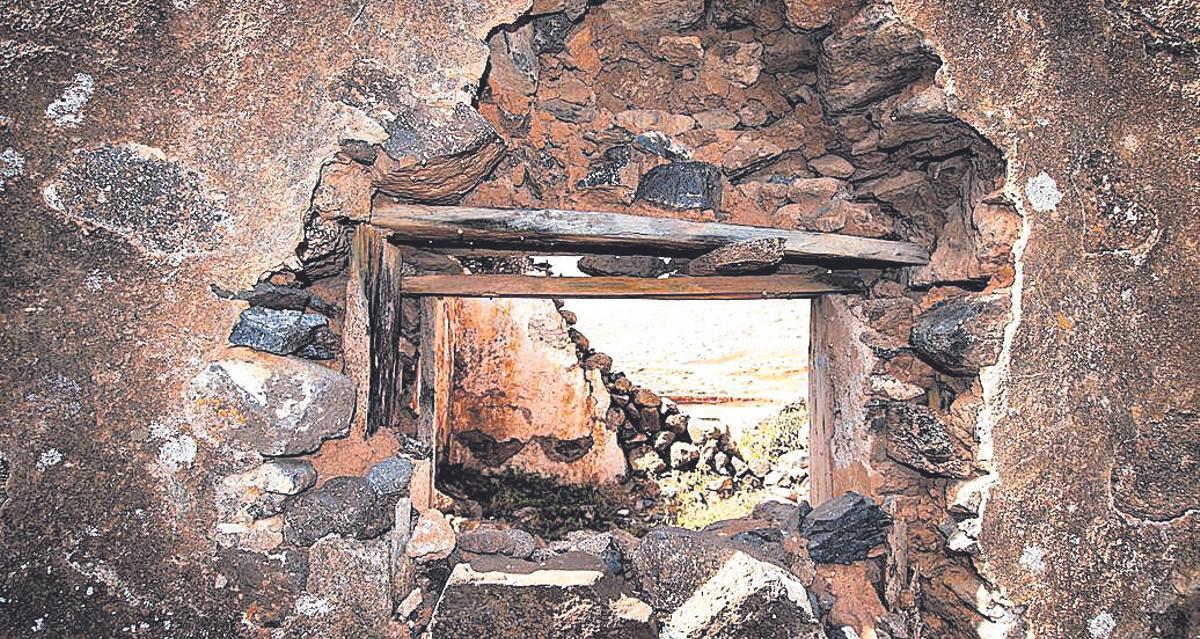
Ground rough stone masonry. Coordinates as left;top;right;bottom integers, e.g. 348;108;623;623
0;0;1196;638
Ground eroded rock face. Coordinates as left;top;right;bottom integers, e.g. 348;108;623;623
191;351;355;456
431;554;656;638
664;552;825;639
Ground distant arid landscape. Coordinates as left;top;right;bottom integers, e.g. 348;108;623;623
564;298;810;432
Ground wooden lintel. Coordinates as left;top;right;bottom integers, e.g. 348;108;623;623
370;202;929;266
400;274;857;299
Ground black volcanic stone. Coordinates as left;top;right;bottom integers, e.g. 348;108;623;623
636;161;723;210
802;491;892;564
283;476;393;546
228;307;327;356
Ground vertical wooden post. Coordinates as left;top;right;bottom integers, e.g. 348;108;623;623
346;226;407;436
412;297;453;511
808;296;834;505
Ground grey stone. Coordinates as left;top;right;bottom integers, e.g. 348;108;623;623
366;455;415;495
191;353;355;456
531;12;573;54
431;554;656;639
577;255;669;278
663;552;824;639
544;530;626;574
802;491;891;564
458;524;537;560
685;237;786;276
283;476;393;546
228;307;328;356
636;161;723;210
633;132;692;161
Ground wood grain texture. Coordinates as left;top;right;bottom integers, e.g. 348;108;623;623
370;202;929;265
349;226;406;436
399;274;858;299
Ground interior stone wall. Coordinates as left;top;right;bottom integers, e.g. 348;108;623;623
443;297;626;483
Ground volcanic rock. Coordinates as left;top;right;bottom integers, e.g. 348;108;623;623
685;237;786;275
228;307;328;356
366;455;415;495
406;508;456;562
802;492;891;564
577;255;669;278
632;388;661;408
602;0;705;31
817;4;939;112
628;447;666;475
670;442;700;469
191;352;355;456
635;161;723;211
910;294;1008;375
663;552;825;639
630;527;741;611
213;282;310;311
881;401;978;478
458;524;537;560
809;154;856;178
283;476;393;546
246;459;317;495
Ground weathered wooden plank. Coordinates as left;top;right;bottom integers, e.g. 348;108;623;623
349;226;406;436
370;202;929;265
399;274;857;299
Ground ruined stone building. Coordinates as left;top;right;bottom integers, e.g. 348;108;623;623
0;0;1196;637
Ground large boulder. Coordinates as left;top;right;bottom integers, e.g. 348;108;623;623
191;351;355;456
663;552;825;639
282;476;393;546
279;536;401;636
802;492;891;564
430;554;656;638
910;294;1008;375
630;527;741;611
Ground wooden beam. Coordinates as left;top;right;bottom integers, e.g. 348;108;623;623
348;226;406;436
399;274;857;299
370;202;929;266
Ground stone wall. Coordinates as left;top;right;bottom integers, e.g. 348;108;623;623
0;0;1195;637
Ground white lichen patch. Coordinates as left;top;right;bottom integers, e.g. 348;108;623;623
1088;611;1116;638
294;594;332;616
157;435;197;470
0;146;26;192
1025;171;1063;212
45;73;95;127
1018;545;1047;573
36;449;63;471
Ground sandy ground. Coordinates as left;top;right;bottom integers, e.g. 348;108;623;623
562;297;811;432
